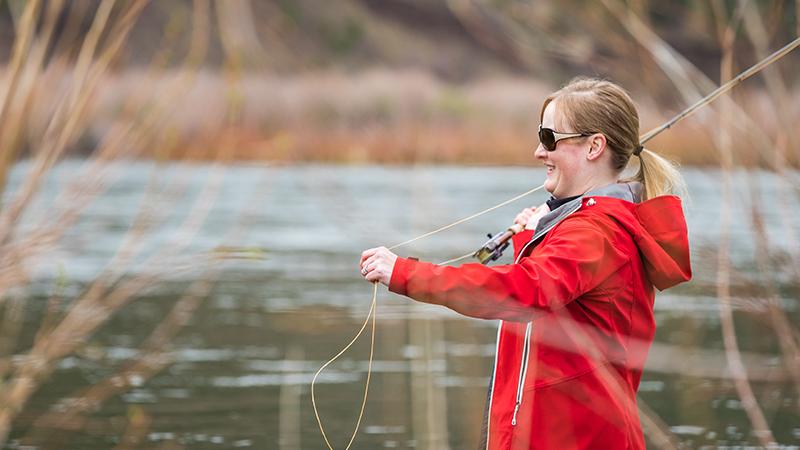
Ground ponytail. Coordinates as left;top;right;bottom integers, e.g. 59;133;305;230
629;147;688;201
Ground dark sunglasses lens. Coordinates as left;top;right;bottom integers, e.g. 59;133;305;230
539;128;555;150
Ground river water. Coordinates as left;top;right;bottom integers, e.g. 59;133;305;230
4;161;800;449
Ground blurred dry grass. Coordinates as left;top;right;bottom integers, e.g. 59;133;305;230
0;1;240;447
16;68;798;167
2;1;798;168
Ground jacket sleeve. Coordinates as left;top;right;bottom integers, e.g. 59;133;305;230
388;219;629;322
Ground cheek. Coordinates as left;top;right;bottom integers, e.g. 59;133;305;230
551;153;570;170
551;152;581;177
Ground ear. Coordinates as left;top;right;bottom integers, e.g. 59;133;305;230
586;133;607;161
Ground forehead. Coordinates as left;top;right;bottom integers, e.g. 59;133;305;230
541;100;566;129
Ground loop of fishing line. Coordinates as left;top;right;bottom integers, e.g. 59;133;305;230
311;183;546;450
311;282;377;450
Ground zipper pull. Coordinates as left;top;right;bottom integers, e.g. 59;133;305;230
511;402;521;426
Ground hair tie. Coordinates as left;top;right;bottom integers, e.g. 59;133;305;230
633;145;643;156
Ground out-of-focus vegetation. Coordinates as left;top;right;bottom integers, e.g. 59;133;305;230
0;1;799;449
0;0;798;166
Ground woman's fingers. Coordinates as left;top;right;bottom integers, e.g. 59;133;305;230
360;260;372;275
514;207;536;226
358;246;398;285
524;205;548;230
365;265;386;283
360;247;378;264
360;247;384;268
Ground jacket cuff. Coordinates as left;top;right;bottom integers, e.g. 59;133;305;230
389;256;413;296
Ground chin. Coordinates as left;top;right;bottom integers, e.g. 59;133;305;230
543;175;557;196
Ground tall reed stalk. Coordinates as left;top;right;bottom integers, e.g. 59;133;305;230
0;1;247;447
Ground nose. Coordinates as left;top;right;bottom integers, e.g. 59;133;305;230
534;142;548;160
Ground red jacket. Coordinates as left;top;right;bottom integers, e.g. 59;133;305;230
389;190;692;450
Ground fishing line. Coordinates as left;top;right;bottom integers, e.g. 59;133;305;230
389;184;547;250
311;34;800;449
311;183;546;450
437;250;480;266
311;282;377;450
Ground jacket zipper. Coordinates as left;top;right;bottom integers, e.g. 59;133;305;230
509;201;582;427
485;322;503;450
511;322;532;426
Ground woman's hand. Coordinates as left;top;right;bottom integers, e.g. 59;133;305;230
360;246;398;286
514;207;538;230
514;204;550;231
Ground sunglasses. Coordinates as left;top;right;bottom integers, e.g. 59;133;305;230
538;124;594;151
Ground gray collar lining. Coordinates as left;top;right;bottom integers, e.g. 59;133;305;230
528;181;642;245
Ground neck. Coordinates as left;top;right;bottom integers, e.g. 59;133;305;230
562;173;618;198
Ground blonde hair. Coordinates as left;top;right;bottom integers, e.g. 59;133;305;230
540;77;687;201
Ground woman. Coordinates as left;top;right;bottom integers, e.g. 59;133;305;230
360;78;692;450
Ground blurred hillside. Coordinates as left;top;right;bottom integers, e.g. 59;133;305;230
2;1;796;86
0;0;798;165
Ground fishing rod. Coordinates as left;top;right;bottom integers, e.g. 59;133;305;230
472;36;800;265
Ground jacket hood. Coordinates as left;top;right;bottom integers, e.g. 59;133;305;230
582;183;692;291
623;195;692;290
537;182;691;291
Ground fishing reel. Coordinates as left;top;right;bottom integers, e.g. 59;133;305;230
473;224;522;265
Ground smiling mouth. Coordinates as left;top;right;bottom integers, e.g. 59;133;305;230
545;164;555;174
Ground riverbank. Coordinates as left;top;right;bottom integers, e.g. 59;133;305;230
26;69;800;167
